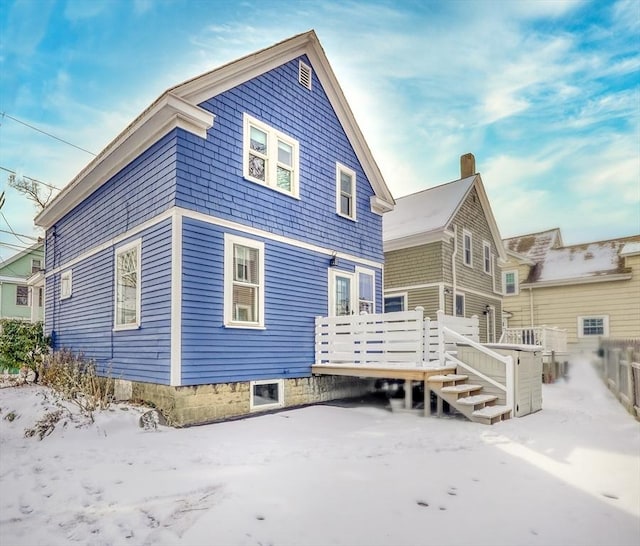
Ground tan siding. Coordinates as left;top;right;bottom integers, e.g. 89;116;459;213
384;242;445;289
406;287;440;318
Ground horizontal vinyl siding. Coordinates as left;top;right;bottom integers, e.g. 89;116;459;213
46;132;178;270
181;217;382;385
175;55;383;265
47;219;173;383
406;287;440;318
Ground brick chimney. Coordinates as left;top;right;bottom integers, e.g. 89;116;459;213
460;153;476;178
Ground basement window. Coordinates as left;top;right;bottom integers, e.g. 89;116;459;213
298;61;312;90
250;379;284;411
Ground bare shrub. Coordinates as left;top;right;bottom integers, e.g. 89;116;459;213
38;349;113;421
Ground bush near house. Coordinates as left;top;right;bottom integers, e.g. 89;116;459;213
0;319;50;372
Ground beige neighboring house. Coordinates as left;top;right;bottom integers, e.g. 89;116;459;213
502;228;640;354
383;154;507;343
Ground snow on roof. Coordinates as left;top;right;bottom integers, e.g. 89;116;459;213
621;242;640;257
531;235;640;283
503;228;562;263
383;175;475;242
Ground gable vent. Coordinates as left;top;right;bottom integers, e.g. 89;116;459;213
298;61;312;90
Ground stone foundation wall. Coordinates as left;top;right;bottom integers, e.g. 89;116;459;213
115;375;372;426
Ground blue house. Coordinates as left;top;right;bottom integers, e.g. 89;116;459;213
34;31;395;425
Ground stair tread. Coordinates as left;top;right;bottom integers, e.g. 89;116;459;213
441;384;482;393
457;394;498;405
428;374;468;382
473;405;511;418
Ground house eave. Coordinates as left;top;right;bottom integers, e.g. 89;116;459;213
384;229;453;252
34;93;215;229
521;273;633;289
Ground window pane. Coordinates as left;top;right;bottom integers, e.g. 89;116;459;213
276;166;292;191
340;172;352;194
233;285;257;322
335;276;351;316
250;126;267;153
278;140;292;166
249;154;265;181
359;272;374;313
117;248;138;325
455;294;464;316
340;194;351;216
16;285;28;306
234;245;258;283
583;318;604;336
253;383;280;406
384;296;404;313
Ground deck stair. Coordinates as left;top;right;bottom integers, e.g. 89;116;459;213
427;372;512;425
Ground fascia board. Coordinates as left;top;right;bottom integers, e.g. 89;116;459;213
521;273;633;289
384;229;452;252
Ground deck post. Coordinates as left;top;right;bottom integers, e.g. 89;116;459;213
405;379;413;410
424;376;431;416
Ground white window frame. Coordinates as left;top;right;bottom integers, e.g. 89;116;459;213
463;229;473;267
455;292;465;317
503;270;519;296
384;292;407;313
336;163;357;221
31;258;42;275
328;269;356;317
250;379;284;411
483;241;492;275
16;285;28;306
224;233;265;329
577;315;609;338
356;267;375;314
60;270;72;300
243;114;299;198
114;239;142;331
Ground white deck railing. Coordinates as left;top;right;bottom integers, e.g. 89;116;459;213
500;326;567;354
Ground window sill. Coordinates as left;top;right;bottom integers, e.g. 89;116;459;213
113;324;141;332
224;323;267;330
244;177;300;200
336;212;356;222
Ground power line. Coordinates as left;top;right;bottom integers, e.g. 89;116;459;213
0;228;40;241
1;111;97;156
0;166;61;191
1;210;33;246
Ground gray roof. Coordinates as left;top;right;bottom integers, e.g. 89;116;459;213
383;175;475;242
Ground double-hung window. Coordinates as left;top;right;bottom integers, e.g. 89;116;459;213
503;270;518;295
357;268;375;314
16;285;28;306
455;293;465;317
115;240;141;329
31;259;42;274
384;293;407;313
463;230;472;267
224;234;265;328
483;241;492;275
244;114;299;197
578;316;608;337
336;163;356;220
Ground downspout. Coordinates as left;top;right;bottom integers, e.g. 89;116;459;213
451;225;458;314
529;286;534;326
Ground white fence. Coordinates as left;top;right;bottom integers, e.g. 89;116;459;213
500;326;567;354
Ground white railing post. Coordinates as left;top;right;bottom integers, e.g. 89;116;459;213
437;309;445;366
505;355;514;412
415;306;424;366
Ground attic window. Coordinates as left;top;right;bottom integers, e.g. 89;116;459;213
298;61;312;90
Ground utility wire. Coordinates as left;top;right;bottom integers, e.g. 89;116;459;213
1;112;97;156
0;228;40;241
1;210;33;245
0;166;61;191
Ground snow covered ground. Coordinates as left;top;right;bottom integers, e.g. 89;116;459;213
1;357;638;546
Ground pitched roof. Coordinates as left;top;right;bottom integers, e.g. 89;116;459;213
508;231;640;285
0;242;44;273
383;173;507;260
35;30;394;228
503;228;562;263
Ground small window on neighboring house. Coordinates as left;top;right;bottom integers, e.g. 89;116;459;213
503;270;518;295
455;293;465;317
38;288;43;308
250;379;284;411
578;316;609;337
31;259;42;275
463;230;472;267
244;114;299;197
384;294;407;313
60;270;72;300
115;240;141;330
483;242;492;275
16;285;28;306
336;163;356;220
224;234;265;328
357;269;375;314
298;61;312;90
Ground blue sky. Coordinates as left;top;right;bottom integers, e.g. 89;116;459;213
0;0;638;260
